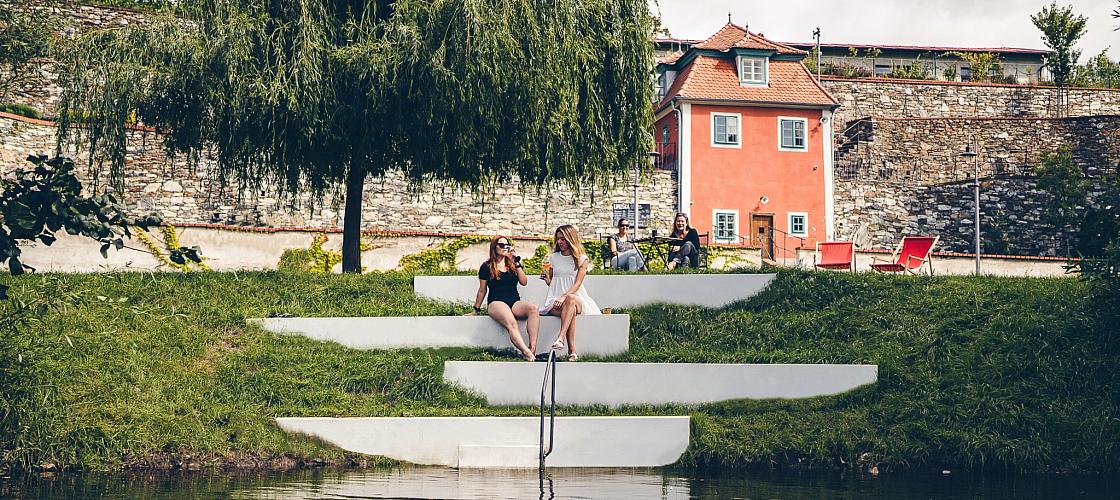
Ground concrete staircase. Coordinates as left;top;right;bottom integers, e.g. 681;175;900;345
266;274;878;468
252;315;629;356
443;362;878;407
414;273;776;308
276;417;690;468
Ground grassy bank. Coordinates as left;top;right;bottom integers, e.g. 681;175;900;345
1;270;1117;474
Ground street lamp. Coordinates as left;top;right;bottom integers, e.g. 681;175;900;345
635;151;661;235
959;140;981;275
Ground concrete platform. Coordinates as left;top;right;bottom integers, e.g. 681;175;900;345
444;362;878;407
275;416;690;468
414;274;776;309
250;315;628;356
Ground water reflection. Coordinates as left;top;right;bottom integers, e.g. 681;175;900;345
235;468;689;499
3;466;1118;499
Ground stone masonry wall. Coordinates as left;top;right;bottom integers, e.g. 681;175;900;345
0;114;678;238
834;115;1120;255
823;77;1120;129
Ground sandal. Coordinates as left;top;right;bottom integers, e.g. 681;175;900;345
551;338;565;350
567;353;579;362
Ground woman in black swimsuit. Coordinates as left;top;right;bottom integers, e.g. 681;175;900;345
466;236;540;361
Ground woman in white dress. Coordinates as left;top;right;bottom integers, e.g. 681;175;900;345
539;225;600;361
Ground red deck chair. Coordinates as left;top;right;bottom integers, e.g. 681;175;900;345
870;236;939;275
816;241;854;271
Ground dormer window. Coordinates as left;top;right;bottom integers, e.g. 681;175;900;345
738;56;768;86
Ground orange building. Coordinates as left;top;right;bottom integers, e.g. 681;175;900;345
654;23;839;260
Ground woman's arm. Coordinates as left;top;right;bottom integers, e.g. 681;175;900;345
687;229;701;249
565;258;589;296
515;260;528;286
609;238;618;256
465;279;487;315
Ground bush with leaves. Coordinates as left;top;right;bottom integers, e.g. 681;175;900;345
0;155;202;297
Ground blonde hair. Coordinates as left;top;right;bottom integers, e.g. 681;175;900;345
553;225;585;268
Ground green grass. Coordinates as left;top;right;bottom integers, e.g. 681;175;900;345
1;270;1117;474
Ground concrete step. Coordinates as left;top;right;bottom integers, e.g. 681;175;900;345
275;416;690;468
415;273;776;309
250;315;628;356
457;445;538;468
444;361;878;407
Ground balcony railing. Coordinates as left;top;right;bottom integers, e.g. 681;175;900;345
655;142;677;171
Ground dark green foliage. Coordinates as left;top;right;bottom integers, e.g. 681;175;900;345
1031;2;1088;87
1034;147;1120;258
1;270;1117;474
0;8;52;104
1073;50;1120;89
56;0;655;272
0;103;40;119
0;155;164;294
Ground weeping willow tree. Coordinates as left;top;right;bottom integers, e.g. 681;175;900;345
57;0;654;272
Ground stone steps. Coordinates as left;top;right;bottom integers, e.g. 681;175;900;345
414;273;776;309
251;315;629;356
275;416;690;468
444;361;879;407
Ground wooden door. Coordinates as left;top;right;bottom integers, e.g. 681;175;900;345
750;214;774;260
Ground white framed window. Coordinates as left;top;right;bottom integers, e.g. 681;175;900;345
656;71;667;100
778;117;808;151
613;203;651;229
738;57;768;86
713;209;739;243
661;125;670;144
788;212;808;237
711;113;741;148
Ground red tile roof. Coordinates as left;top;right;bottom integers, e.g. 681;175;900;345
658;56;838;109
691;23;805;55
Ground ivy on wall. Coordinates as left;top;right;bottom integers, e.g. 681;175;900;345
277;233;342;273
398;235;491;274
135;224;210;271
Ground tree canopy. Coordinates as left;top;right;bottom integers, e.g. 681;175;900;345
1031;2;1088;88
57;0;655;272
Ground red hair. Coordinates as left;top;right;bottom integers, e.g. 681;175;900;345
487;236;516;280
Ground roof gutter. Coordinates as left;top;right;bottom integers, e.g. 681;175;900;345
656;97;839;115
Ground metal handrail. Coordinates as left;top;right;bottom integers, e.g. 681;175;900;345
538;347;558;469
735;226;806;264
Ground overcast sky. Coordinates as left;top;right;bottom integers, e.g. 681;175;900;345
651;0;1120;60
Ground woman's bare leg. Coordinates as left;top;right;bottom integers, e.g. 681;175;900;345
487;301;533;360
511;301;540;354
560;298;582;357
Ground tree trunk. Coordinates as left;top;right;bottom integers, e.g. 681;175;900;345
342;166;366;273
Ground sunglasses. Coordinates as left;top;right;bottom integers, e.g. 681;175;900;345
498;243;513;250
618;224;631;229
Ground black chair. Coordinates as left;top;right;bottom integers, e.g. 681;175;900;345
597;234;613;270
696;232;710;269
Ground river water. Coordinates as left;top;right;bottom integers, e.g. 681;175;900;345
4;466;1117;499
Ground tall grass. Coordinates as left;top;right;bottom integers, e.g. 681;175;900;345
1;270;1116;474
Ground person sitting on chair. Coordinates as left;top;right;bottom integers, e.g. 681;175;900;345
608;218;645;272
667;212;701;270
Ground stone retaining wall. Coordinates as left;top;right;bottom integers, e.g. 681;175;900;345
833;115;1120;255
0;114;678;238
822;77;1120;128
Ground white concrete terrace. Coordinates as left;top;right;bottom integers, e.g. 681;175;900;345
444;361;879;407
414;273;777;309
250;315;629;356
275;416;690;468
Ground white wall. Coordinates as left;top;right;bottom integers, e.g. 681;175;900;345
275;416;690;468
252;315;630;356
444;362;879;407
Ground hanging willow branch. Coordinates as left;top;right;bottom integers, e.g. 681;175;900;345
56;0;655;270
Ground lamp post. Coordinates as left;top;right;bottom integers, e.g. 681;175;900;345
636;151;661;236
959;141;981;275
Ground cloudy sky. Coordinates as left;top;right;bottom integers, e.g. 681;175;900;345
651;0;1119;59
